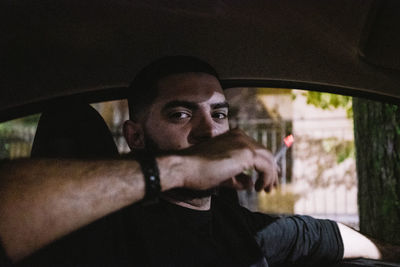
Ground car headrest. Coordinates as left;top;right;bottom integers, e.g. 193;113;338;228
31;102;119;158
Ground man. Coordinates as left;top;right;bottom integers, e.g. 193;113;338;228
0;56;383;266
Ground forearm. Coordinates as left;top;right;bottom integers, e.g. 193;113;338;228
338;223;400;262
0;129;279;262
0;157;182;262
338;223;381;260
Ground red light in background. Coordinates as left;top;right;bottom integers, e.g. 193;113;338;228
283;134;294;148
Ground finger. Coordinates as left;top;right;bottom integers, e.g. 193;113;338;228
253;152;279;192
263;172;277;193
238;136;279;192
264;173;278;193
268;164;279;191
254;175;265;192
254;170;274;192
270;166;279;191
273;175;279;187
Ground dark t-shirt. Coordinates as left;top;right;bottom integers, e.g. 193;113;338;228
14;196;343;267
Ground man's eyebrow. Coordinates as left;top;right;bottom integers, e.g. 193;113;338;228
211;101;229;109
162;100;229;112
162;100;199;111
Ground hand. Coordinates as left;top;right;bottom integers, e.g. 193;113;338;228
178;129;279;192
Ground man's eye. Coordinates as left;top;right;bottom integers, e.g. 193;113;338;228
212;112;227;120
169;112;191;120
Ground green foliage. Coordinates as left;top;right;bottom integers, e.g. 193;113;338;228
322;138;355;163
0;114;40;131
299;91;354;162
302;91;353;118
336;142;354;163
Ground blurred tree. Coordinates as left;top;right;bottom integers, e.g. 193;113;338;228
353;98;400;245
303;91;353;117
302;91;354;164
305;91;400;244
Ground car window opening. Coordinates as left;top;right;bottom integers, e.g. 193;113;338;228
0;88;359;230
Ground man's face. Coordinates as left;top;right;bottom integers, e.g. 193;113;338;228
142;72;229;151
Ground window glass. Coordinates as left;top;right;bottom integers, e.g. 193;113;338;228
0;89;359;228
225;88;357;228
0;114;40;159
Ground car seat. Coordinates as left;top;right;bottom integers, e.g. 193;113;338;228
31;102;119;158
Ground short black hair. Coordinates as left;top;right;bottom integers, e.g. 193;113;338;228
127;55;219;120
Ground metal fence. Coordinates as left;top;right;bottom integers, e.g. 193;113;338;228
231;117;358;228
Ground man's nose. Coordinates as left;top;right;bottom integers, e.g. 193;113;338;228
188;114;216;144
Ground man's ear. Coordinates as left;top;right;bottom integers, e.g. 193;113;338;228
123;120;145;150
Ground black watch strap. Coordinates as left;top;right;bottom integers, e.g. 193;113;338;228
138;152;161;202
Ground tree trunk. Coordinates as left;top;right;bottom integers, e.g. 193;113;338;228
353;97;400;245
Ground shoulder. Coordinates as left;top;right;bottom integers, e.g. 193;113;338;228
212;194;279;233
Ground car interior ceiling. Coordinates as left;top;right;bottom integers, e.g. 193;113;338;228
2;0;400;124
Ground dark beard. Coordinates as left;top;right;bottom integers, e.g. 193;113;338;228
140;133;216;201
